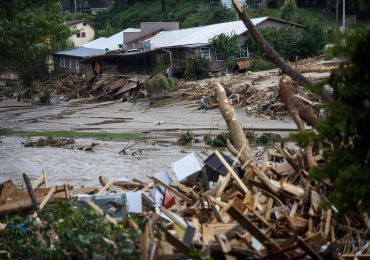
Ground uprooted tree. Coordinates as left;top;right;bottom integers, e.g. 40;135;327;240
231;0;370;219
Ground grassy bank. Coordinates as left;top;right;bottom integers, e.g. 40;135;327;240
0;129;142;141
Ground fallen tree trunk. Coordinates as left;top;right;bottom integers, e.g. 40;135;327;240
279;76;318;168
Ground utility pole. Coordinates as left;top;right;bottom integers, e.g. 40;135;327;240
341;0;346;31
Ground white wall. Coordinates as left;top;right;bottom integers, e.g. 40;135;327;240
68;22;95;47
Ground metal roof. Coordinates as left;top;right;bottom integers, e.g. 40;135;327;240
82;28;140;51
54;47;106;58
148;17;268;49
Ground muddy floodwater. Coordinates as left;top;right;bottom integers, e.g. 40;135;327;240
0;136;210;187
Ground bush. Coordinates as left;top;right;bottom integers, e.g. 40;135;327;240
0;201;140;259
256;133;282;144
280;0;298;22
185;55;211;80
204;132;231;147
246;21;326;61
248;59;276;72
145;73;177;95
178;131;194;145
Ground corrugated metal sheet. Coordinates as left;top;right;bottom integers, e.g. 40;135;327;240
82;28;140;51
55;47;106;58
148;17;268;49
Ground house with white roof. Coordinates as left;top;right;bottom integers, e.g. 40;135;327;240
63;17;304;76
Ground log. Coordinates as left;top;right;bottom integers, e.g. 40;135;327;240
23;173;41;217
279;76;318;168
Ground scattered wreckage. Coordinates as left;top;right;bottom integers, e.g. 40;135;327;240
0;82;368;259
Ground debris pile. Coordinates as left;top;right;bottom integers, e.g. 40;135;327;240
23;137;75;148
0;144;367;258
1;81;367;258
82;73;151;101
178;57;339;118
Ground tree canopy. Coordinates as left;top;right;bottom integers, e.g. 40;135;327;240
0;0;72;84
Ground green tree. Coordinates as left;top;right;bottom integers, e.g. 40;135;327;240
280;0;298;22
210;32;239;72
185;54;211;80
0;0;72;86
295;29;370;216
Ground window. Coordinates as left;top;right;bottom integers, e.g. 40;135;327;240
69;58;72;68
63;57;66;68
76;61;79;72
83;22;87;26
200;47;210;59
235;44;249;59
76;32;81;38
215;50;224;61
81;32;86;38
59;57;63;67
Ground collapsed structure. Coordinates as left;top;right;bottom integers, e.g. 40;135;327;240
53;17;305;78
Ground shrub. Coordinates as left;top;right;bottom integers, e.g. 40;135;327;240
185;55;211;80
178;131;194;145
256;133;282;144
248;59;276;72
204;132;231;147
0;201;140;259
145;73;176;95
280;0;298;22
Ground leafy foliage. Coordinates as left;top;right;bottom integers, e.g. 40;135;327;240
145;73;177;95
185;55;211;80
178;131;195;145
248;59;276;71
210;33;239;72
0;200;140;259
297;29;370;215
0;0;72;85
94;0;234;31
204;132;231;147
246;21;326;60
280;0;298;22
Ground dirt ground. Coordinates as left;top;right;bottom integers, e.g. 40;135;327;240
0;58;337;186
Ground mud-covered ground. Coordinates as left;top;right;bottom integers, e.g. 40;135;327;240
0;98;296;186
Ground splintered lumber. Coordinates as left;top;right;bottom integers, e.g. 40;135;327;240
83;198;117;225
32;187;57;217
31;173;46;190
148;175;192;203
214;151;249;195
97;180;115;195
297;236;324;260
0;180;16;203
227;205;280;250
164;230;200;260
268;179;305;198
160;207;186;230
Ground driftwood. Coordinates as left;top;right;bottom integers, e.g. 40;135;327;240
23;173;41;217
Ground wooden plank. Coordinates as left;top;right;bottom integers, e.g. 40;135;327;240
160;206;186;230
297;236;324;260
97;179;115;195
31;173;45;190
164;230;200;260
227;205;280;250
43;170;48;188
215;173;231;198
32;187;56;217
148;175;192;203
214;151;249;195
83;198;117;225
269;179;305;198
245;204;276;232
